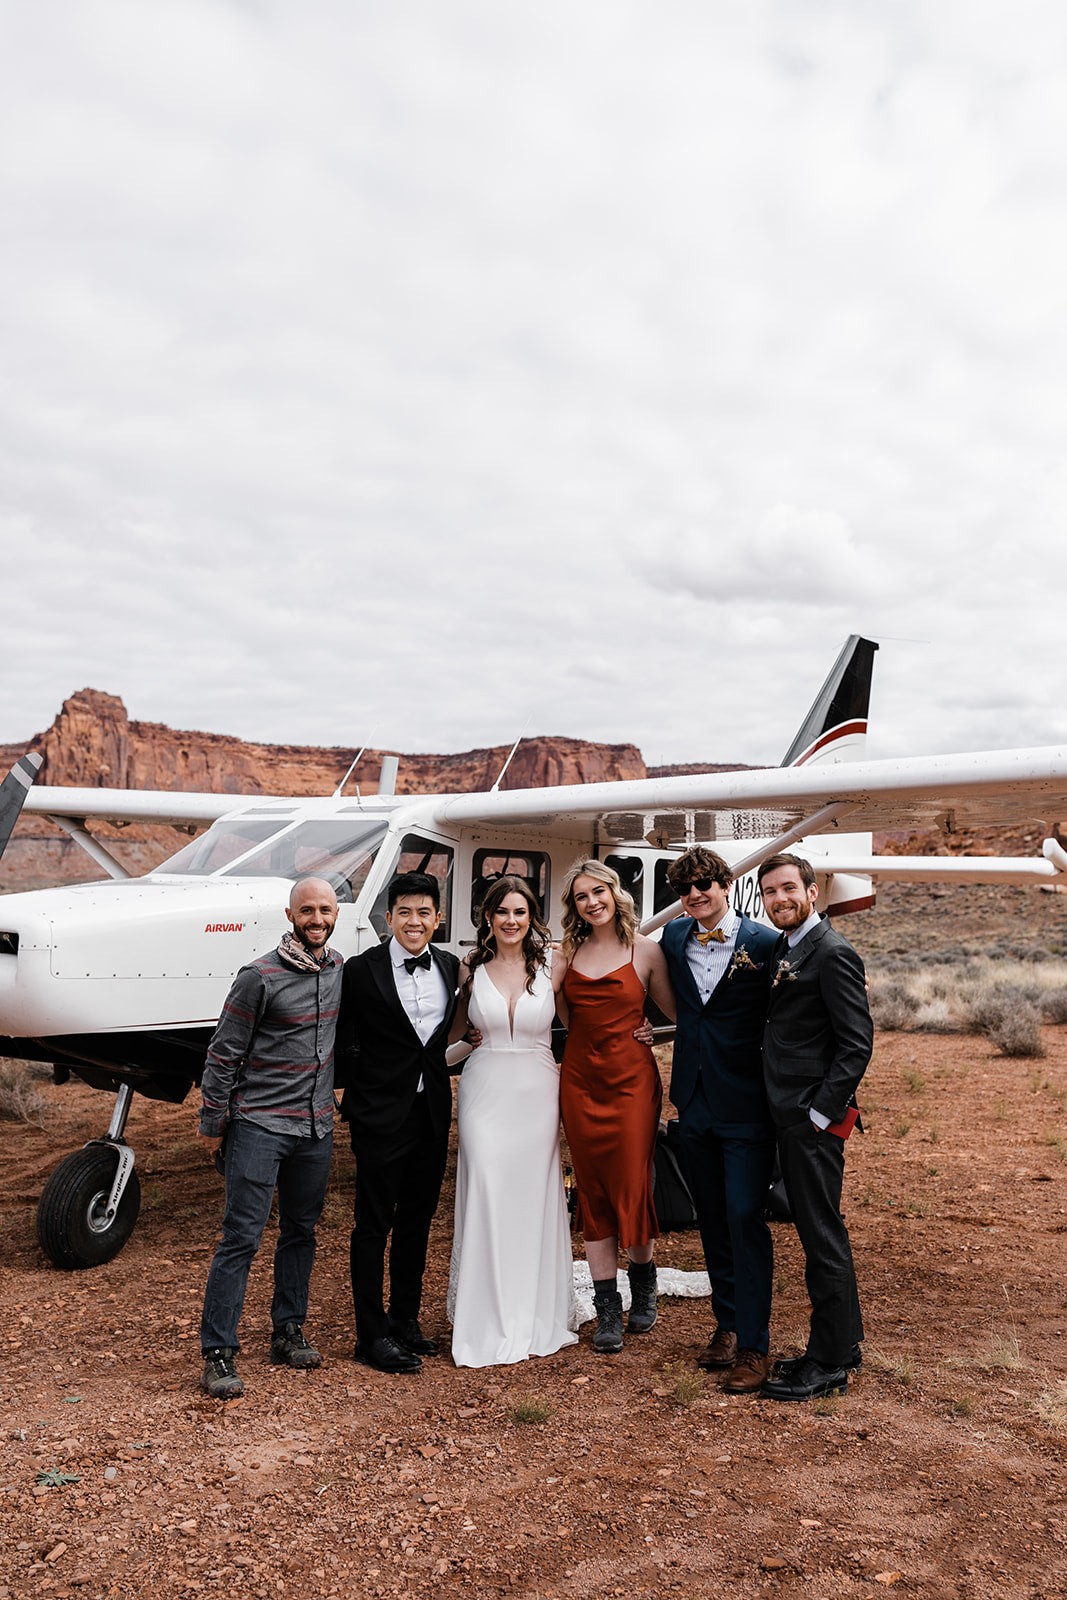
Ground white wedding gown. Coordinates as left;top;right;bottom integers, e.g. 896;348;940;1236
448;962;578;1367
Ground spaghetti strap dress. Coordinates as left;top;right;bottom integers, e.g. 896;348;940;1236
560;952;662;1248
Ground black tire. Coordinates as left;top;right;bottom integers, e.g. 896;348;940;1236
37;1146;142;1270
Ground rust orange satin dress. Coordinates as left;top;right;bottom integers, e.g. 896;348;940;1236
560;953;662;1248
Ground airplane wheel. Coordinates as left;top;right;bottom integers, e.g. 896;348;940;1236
37;1147;142;1270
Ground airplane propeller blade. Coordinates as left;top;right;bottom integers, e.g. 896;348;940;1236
0;751;43;864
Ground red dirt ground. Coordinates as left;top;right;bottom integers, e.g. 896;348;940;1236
3;886;1067;1600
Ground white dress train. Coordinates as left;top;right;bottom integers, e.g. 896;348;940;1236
448;962;578;1367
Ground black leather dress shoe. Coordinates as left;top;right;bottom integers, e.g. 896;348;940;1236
762;1355;848;1402
388;1318;440;1357
771;1344;862;1380
353;1336;422;1374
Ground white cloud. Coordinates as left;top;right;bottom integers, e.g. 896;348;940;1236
1;1;1066;769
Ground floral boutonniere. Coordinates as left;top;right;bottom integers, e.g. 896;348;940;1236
772;958;798;989
726;945;763;980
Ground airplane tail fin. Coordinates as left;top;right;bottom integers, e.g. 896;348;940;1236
780;635;878;768
780;637;878;917
0;752;43;865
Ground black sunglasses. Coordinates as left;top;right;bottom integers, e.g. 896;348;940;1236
677;877;715;895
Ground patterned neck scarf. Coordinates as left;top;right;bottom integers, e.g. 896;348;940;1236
277;931;331;972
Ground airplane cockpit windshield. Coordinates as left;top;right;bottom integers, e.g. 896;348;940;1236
153;818;389;903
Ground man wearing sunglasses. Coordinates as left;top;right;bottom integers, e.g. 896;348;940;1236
662;848;778;1395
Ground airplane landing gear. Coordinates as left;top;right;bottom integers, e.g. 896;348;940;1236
37;1084;142;1269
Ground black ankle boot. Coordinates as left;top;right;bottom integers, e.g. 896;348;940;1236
627;1260;658;1334
592;1286;624;1354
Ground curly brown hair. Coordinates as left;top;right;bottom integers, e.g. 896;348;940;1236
465;876;551;994
666;846;733;896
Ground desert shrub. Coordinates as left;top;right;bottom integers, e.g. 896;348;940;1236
967;982;1033;1034
1038;986;1067;1025
0;1059;51;1127
911;999;963;1034
986;1005;1045;1059
869;980;916;1032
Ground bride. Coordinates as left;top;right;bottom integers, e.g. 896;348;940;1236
447;875;577;1367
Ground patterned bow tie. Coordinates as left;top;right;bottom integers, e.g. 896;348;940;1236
696;928;726;945
403;952;432;974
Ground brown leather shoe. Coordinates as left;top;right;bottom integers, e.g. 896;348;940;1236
723;1348;772;1394
696;1328;738;1371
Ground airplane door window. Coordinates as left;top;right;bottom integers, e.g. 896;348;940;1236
469;850;548;923
604;855;644;918
653;860;679;916
369;835;455;943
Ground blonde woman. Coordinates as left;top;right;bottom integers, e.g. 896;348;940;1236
554;859;675;1354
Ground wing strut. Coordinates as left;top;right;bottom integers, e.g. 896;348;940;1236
46;816;133;880
640;800;854;934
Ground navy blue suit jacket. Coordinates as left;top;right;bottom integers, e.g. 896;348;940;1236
663;914;778;1137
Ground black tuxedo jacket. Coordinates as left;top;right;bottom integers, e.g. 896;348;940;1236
763;917;873;1129
336;942;460;1144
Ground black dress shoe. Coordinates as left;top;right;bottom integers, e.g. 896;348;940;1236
762;1355;848;1402
388;1318;440;1357
353;1336;422;1374
771;1343;862;1380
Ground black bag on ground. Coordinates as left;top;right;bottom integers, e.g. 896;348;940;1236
765;1152;792;1222
652;1121;699;1232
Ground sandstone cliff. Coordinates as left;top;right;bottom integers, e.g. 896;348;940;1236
0;690;646;889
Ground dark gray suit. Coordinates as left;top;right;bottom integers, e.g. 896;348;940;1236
764;917;872;1366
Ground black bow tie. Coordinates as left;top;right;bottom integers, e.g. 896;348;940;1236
403;952;432;974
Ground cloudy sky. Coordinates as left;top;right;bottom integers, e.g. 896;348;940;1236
2;0;1065;771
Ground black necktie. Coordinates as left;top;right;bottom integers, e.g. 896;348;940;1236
403;952;432;974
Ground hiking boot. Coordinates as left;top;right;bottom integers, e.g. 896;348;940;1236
201;1348;244;1400
626;1260;658;1334
269;1322;322;1369
592;1288;624;1355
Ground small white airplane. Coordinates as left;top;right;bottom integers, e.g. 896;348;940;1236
2;635;1066;1269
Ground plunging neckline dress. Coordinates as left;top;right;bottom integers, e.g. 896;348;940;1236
448;961;578;1367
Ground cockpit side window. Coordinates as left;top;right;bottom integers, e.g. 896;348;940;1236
155;821;289;876
154;818;387;901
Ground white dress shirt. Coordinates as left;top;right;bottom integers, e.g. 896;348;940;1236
685;909;740;1004
390;936;449;1090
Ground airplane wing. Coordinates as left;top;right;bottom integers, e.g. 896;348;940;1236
426;746;1067;846
22;786;275;828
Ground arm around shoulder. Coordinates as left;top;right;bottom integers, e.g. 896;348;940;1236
638;936;676;1023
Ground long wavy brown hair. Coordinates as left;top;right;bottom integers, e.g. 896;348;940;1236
560;857;640;958
466;875;551;994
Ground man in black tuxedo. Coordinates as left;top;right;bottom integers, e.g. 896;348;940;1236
337;872;460;1374
662;847;778;1395
757;853;873;1402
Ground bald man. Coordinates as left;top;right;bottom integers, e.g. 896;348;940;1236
197;877;343;1399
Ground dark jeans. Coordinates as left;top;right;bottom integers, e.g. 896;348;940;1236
200;1118;334;1354
776;1117;863;1366
676;1081;776;1354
